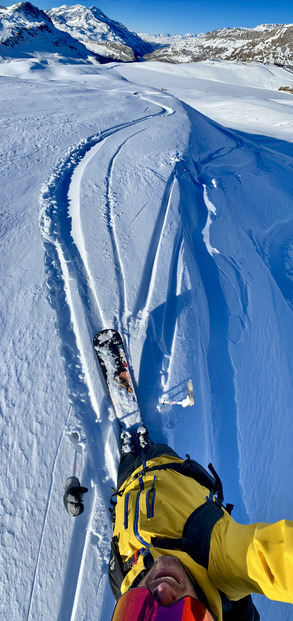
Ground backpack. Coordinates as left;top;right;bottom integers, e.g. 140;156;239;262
108;456;260;620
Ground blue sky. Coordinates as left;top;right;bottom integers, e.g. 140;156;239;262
95;0;293;34
4;0;293;34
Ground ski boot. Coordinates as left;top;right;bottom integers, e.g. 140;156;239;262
136;425;153;451
120;430;135;455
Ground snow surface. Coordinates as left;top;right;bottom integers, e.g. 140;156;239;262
0;58;292;620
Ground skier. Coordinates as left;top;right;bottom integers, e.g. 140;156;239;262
64;426;293;620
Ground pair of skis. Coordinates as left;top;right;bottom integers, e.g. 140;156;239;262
93;329;194;430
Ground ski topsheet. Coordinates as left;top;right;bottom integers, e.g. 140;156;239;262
93;329;142;430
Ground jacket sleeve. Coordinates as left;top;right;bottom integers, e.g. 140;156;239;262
208;514;293;604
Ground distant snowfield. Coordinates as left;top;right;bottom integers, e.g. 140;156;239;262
118;60;293;141
0;59;292;620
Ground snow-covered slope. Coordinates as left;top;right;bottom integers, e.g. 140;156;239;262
0;1;97;62
47;4;152;62
0;59;292;621
145;23;293;66
117;60;293;142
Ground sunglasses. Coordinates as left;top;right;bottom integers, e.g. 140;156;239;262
111;587;214;620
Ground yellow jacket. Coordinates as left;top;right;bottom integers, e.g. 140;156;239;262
113;454;293;620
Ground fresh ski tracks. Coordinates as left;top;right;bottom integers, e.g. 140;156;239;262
38;86;251;619
38;91;179;620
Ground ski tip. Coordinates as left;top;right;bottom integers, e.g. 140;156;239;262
93;328;120;343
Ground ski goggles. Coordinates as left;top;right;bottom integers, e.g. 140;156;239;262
111;587;214;621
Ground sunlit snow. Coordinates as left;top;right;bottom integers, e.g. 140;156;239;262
0;58;292;620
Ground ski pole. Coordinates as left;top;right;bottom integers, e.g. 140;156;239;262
71;432;80;475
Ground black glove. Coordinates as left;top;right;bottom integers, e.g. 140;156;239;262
63;476;88;517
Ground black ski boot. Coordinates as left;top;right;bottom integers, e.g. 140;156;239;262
136;425;153;451
120;430;135;455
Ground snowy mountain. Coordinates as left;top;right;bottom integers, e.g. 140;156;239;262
0;2;152;62
143;24;293;66
0;1;98;62
47;4;152;62
1;3;292;67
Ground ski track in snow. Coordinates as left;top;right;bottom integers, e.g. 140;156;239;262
40;92;173;417
1;60;292;621
26;405;73;621
104;128;147;327
38;91;177;620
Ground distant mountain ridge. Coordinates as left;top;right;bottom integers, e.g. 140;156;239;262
141;24;293;67
0;2;292;67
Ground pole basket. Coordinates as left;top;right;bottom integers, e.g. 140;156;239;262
164;379;194;408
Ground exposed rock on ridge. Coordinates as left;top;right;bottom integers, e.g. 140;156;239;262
142;24;293;67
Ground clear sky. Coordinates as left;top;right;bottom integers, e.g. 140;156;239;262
4;0;293;34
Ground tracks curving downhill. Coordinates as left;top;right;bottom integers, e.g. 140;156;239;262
37;91;177;621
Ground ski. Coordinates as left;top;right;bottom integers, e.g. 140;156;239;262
93;329;143;430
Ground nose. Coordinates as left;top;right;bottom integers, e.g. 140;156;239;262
154;583;178;606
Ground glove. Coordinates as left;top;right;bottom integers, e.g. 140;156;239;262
63;476;88;517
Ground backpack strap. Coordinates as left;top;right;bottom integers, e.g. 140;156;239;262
108;536;128;601
220;592;260;620
131;457;219;496
152;499;224;568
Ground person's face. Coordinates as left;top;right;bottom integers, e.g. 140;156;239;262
138;556;199;606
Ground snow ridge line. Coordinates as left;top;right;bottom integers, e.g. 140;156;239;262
174;151;249;516
143;174;177;316
132;168;177;319
159;230;185;382
202;184;220;256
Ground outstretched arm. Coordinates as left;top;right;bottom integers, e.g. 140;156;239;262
209;514;293;604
